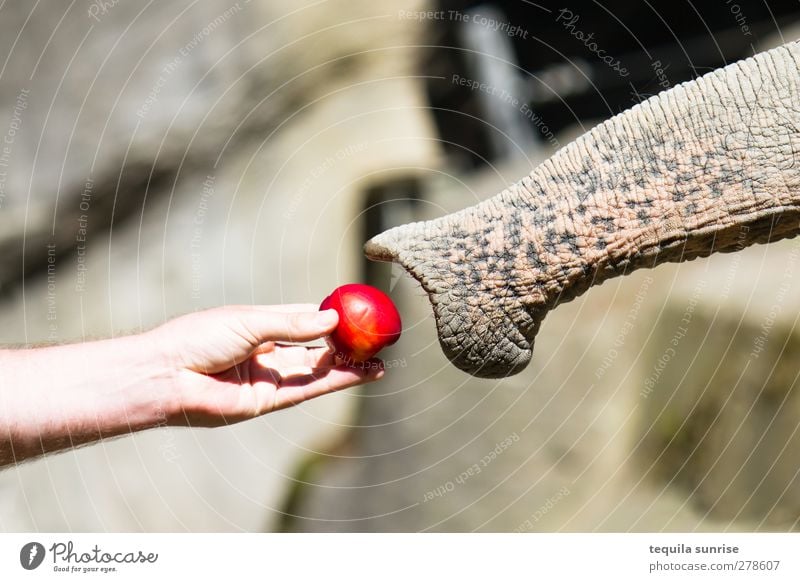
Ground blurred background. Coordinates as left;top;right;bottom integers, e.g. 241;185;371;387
1;0;800;532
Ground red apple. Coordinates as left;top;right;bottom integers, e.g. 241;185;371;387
319;283;402;363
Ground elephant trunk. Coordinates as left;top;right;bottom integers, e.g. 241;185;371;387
366;41;800;378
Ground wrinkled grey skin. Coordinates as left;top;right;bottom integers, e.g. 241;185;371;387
365;41;800;378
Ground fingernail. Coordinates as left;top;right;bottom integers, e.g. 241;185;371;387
317;309;338;327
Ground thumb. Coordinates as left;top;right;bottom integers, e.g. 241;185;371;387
235;308;339;344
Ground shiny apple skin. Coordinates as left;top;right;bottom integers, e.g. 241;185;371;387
319;284;402;363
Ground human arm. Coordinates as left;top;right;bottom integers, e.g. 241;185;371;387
0;305;383;468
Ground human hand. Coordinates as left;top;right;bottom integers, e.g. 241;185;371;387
150;304;385;427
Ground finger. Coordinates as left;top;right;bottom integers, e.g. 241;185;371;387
271;364;385;410
254;344;337;370
232;308;339;344
226;304;320;314
262;304;321;314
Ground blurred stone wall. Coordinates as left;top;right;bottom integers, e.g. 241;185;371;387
2;1;799;534
0;0;437;531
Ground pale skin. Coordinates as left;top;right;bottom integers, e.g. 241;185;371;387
0;305;384;468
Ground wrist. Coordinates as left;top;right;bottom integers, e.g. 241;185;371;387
115;330;182;431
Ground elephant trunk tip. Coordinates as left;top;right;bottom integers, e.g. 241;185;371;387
363;231;400;263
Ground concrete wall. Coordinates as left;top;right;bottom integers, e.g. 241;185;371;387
3;2;799;534
0;0;437;532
